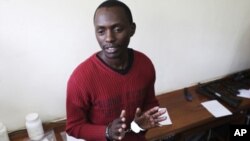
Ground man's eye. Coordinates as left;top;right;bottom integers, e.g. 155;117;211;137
97;29;104;34
114;27;122;32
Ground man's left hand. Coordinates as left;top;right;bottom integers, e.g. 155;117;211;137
133;106;167;130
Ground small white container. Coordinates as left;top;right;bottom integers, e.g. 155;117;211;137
0;122;10;141
25;113;44;140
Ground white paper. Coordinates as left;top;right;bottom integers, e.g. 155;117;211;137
201;100;232;118
158;108;172;126
237;89;250;99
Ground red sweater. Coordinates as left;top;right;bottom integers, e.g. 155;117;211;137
66;49;159;141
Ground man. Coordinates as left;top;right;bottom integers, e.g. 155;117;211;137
66;0;167;141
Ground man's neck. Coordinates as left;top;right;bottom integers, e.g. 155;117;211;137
98;51;129;70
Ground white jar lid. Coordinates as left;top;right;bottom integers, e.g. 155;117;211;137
25;113;39;122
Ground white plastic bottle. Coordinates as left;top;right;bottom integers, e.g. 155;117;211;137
25;113;44;140
0;122;10;141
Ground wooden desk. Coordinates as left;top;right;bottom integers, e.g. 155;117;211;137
9;86;250;141
146;86;250;141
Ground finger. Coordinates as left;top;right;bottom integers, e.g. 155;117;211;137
159;108;167;114
118;123;126;131
118;128;123;133
120;110;126;118
152;108;166;118
155;116;167;122
114;122;125;129
113;118;124;125
134;107;141;118
122;117;126;122
113;134;122;141
119;130;126;140
118;135;124;140
145;106;159;116
115;129;126;140
121;123;126;129
113;127;124;136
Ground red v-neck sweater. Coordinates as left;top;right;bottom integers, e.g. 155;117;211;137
66;50;159;141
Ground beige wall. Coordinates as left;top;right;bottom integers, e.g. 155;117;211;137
0;0;250;132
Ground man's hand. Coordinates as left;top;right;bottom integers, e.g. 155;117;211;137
108;110;127;140
134;107;167;130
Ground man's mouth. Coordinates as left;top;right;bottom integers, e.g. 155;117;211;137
106;47;117;53
104;44;119;53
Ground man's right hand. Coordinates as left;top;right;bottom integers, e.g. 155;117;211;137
107;110;126;140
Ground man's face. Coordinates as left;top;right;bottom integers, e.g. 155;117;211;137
94;6;135;59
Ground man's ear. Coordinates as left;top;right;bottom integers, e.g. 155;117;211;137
130;22;136;37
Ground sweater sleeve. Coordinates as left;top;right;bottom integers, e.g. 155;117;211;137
66;77;106;141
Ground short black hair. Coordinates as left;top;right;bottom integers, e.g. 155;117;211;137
94;0;133;24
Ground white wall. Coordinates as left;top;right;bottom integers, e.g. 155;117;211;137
0;0;250;132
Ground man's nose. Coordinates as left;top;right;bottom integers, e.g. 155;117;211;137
105;30;115;42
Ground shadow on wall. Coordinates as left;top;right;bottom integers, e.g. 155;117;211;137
230;26;250;72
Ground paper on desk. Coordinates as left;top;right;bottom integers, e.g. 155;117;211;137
201;100;232;118
158;108;172;126
237;89;250;99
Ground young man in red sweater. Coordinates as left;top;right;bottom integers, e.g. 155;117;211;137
66;0;167;141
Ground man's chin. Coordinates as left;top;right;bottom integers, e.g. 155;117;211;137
105;53;121;59
103;51;120;58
